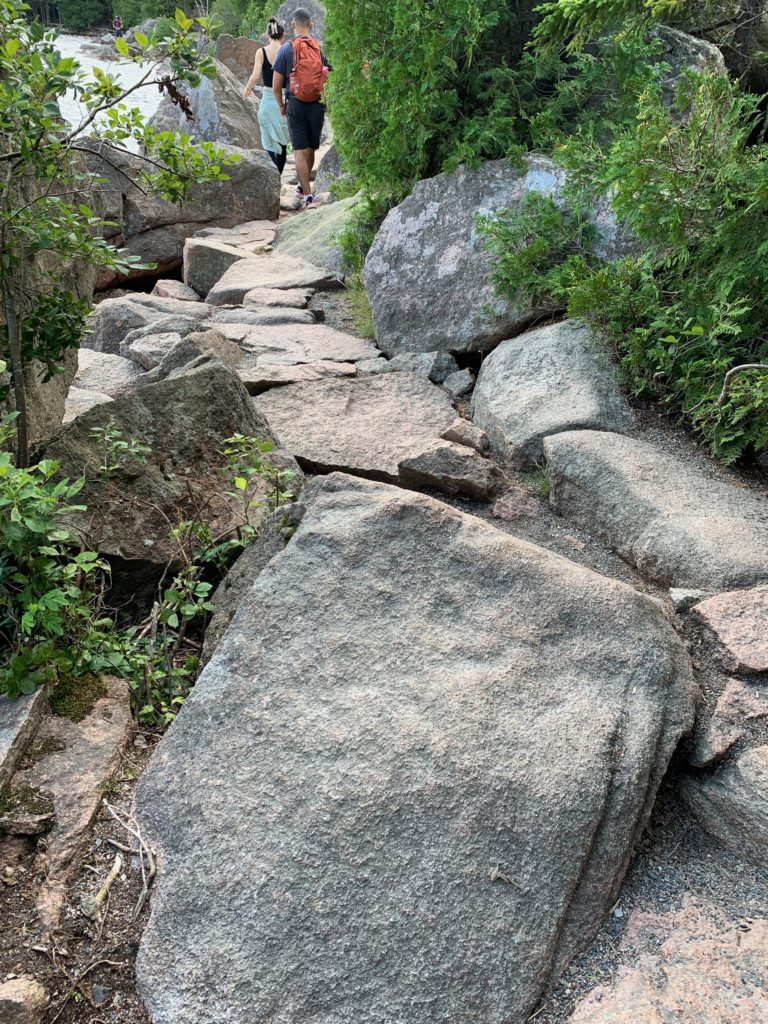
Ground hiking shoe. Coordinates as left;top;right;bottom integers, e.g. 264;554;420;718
295;183;304;196
304;194;315;208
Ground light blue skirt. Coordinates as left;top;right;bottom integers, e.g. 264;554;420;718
258;89;290;154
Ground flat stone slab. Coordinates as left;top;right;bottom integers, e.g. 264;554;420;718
207;254;341;305
544;430;768;590
238;359;356;394
74;349;143;395
63;387;114;423
255;373;457;481
398;439;503;500
0;689;48;798
692;586;768;673
209;307;316;327
216;322;378;365
134;474;695;1024
681;745;768;870
471;320;634;467
242;287;313;308
569;897;768;1023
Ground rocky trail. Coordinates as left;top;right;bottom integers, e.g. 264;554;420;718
2;125;768;1024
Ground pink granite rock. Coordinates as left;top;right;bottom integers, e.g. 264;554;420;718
690;678;768;767
693;586;768;673
569;898;768;1023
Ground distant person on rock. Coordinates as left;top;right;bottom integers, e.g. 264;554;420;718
112;15;123;37
271;6;330;208
244;17;291;175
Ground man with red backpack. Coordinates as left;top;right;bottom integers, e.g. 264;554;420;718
272;7;330;208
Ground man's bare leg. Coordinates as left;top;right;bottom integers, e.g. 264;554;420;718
294;149;312;198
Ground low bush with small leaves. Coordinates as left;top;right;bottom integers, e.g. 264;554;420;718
0;405;296;726
479;30;768;464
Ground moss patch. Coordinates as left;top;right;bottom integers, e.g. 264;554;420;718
0;783;54;818
51;672;107;722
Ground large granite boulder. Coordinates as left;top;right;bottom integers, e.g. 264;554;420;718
274;195;359;275
134;473;696;1024
85;144;279;287
274;0;325;39
255;373;456;481
149;60;262;149
363;154;633;357
41;360;299;605
471;320;634;467
215;33;260;81
544;430;768;590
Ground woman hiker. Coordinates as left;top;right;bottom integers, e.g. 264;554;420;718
244;18;290;176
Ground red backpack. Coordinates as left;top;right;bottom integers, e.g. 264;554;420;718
290;38;325;103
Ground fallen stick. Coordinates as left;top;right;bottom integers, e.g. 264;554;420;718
81;853;123;920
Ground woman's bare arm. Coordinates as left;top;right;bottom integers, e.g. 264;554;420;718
244;48;265;97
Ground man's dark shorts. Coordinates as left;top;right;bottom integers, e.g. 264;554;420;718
286;98;325;151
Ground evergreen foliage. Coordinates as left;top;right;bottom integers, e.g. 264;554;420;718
55;0;109;32
324;0;544;201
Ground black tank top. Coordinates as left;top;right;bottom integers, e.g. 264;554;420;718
261;48;275;87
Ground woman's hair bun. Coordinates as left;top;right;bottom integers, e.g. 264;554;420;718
267;17;284;39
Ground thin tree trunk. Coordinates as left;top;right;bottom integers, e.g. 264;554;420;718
2;285;28;468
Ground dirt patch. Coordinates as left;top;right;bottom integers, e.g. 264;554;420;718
0;734;158;1024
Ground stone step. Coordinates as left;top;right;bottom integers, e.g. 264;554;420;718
206;253;341;305
133;473;696;1024
254;372;456;483
544;430;768;590
216;321;378;366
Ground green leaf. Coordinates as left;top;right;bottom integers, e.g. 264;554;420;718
115;37;130;58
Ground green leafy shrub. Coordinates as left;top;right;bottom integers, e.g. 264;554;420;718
0;404;109;697
480;47;768;463
478;193;600;312
0;408;297;725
